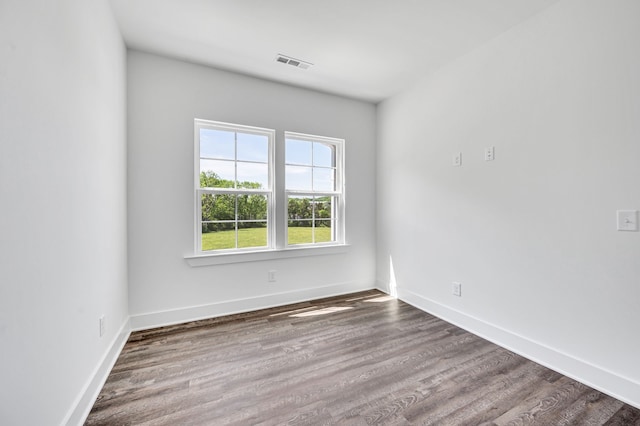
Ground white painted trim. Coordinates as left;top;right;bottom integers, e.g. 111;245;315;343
130;281;374;331
396;287;640;410
374;279;390;294
184;243;350;266
62;318;131;426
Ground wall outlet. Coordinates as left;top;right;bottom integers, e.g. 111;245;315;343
99;315;106;337
452;282;462;297
268;270;277;282
617;210;638;231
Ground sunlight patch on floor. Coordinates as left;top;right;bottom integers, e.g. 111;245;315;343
364;295;395;303
290;306;354;317
269;306;319;317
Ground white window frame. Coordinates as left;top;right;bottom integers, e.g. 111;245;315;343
194;119;275;254
285;132;345;247
190;121;346;261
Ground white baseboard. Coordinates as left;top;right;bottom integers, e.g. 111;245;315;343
63;318;131;426
396;287;640;409
130;282;375;331
374;280;388;293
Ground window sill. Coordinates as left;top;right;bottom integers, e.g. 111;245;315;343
184;244;350;267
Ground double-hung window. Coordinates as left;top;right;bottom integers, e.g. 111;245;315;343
194;120;344;256
195;120;274;252
285;132;344;246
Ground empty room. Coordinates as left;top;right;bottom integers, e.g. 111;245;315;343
1;0;639;425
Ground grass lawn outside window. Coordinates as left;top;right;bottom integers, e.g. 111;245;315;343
201;227;331;251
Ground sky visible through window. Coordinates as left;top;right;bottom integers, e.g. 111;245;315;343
285;138;335;192
199;129;336;191
200;129;269;188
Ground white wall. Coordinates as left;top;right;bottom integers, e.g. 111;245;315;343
377;0;640;407
0;0;128;425
127;51;376;327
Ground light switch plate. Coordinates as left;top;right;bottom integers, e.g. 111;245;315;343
453;152;462;167
484;146;495;161
452;282;461;297
617;210;638;231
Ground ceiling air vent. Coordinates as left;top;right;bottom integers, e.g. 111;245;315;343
275;54;312;70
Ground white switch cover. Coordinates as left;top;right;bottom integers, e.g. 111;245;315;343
484;146;495;161
617;210;638;231
453;152;462;167
452;282;462;297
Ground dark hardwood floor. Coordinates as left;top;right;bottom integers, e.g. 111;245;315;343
86;290;640;425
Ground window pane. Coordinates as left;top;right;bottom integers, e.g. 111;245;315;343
288;195;313;245
315;220;334;243
288;196;313;220
314;197;333;219
313;168;335;191
201;193;236;251
201;228;236;251
286;165;312;191
286;139;312;165
237;133;268;162
313;142;335;167
288;220;313;245
201;193;236;222
237;162;268;189
200;159;235;188
238;225;267;248
200;128;234;160
238;194;267;220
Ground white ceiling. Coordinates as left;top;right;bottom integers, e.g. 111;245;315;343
109;0;561;103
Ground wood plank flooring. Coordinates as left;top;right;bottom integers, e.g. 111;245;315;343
86;290;640;425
